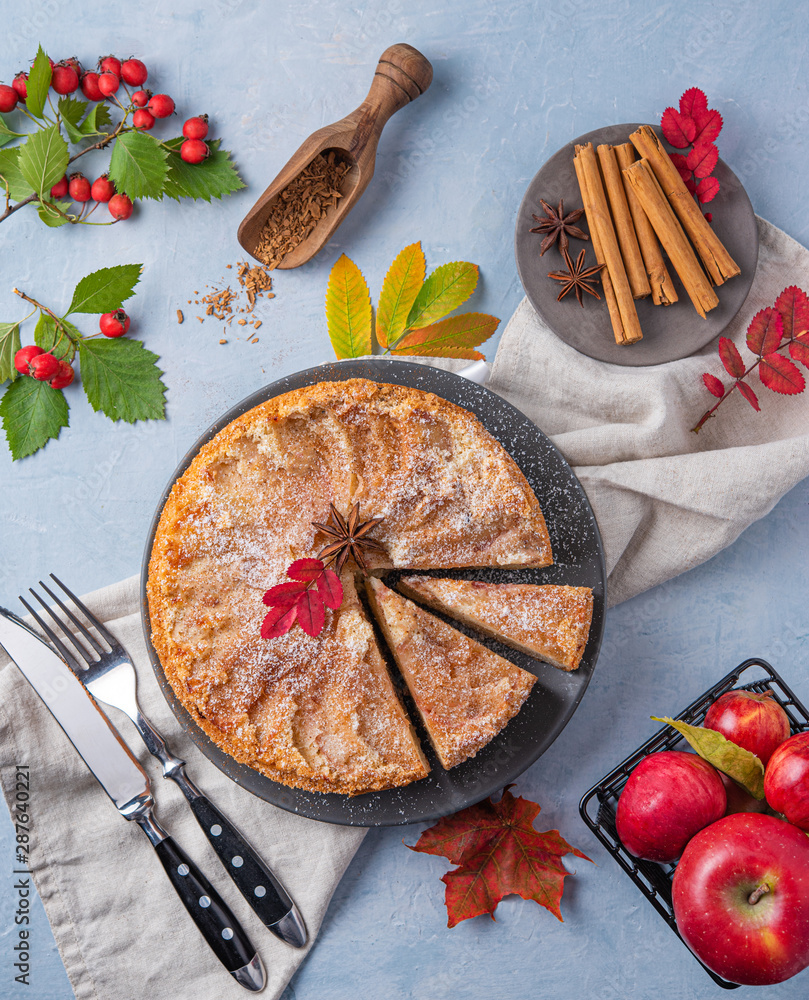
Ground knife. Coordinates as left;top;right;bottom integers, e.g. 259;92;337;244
0;607;266;993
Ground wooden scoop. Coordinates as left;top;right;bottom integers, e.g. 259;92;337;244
237;43;433;268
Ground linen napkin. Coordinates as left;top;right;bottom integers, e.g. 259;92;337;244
1;215;807;1000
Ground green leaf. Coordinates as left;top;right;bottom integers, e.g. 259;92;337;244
376;242;426;349
406;262;479;330
33;313;78;362
58;96;88;144
0;323;21;383
108;130;168;200
391;312;498;359
0;147;35;201
18;125;69;197
162;139;246;202
0;376;69;460
67;264;142;315
37;199;72;227
26;46;53;120
78;103;112;136
652;716;766;800
325;254;372;359
0;113;27;148
78;338;166;423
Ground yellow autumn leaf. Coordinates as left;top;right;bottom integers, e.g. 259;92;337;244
376;242;426;348
326;253;372;359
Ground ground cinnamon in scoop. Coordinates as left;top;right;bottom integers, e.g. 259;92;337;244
254;151;350;268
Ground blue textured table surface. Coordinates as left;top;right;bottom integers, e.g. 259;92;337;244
2;2;808;998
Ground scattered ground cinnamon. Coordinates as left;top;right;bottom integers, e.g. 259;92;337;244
254;151;350;268
191;261;275;337
176;310;184;324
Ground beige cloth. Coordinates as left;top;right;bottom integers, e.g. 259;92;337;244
1;216;807;999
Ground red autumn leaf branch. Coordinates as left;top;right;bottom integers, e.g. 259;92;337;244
692;285;809;432
661;87;723;219
261;558;343;639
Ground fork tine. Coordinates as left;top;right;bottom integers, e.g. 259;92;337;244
37;580;106;656
48;574;118;647
18;595;87;672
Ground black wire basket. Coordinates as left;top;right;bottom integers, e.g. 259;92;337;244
579;658;809;989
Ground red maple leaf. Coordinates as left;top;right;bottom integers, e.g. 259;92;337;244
408;786;591;927
696;176;720;203
679;87;708;118
718;336;744;378
759;353;806;395
702;373;725;398
747;308;784;356
661;107;696;147
774;285;809;341
692;107;723;145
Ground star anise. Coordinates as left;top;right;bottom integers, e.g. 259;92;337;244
547;248;606;307
529;198;589;256
312;502;386;574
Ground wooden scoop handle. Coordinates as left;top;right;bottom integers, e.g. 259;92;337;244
352;44;432;153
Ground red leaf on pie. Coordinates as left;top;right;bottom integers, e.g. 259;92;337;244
746;308;784;356
669;152;692;182
687;142;719;179
296;588;325;636
736;379;760;411
679;87;708;118
685;175;698;196
773;285;809;341
789;332;809;369
692;107;723;145
287;558;326;581
718;336;745;378
261;604;298;639
408;786;591;927
316;568;343;609
661;107;697;148
696;176;719;203
759;353;806;395
263;580;308;607
702;372;725;398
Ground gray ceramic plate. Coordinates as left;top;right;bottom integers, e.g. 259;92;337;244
515;123;758;367
140;359;606;826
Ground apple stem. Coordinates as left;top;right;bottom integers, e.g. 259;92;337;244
748;883;771;905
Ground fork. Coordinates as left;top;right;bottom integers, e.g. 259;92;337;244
22;574;307;949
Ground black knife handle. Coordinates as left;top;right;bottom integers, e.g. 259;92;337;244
189;795;302;935
153;835;258;975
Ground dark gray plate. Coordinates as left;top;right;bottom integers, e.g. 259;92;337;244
140;359;606;826
515;123;758;367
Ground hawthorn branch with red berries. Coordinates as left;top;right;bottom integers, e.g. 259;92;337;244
693;286;809;432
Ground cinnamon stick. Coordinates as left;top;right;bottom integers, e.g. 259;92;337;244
629;125;740;285
597;144;651;300
615;143;678;307
623;158;719;318
574;142;643;345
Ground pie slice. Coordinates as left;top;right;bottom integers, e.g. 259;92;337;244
365;578;536;769
398;577;593;672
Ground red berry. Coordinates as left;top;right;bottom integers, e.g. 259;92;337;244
63;57;83;76
81;71;104;101
68;173;92;202
14;345;44;375
90;175;115;202
99;56;121;77
121;59;147;86
182;115;209;140
180;138;209;164
148;93;174;119
52;64;79;95
108;194;133;220
98;72;120;97
131;88;151;108
49;360;75;390
99;309;130;337
0;84;18;113
29;353;60;381
12;73;27;101
132;108;155;130
50;175;69;198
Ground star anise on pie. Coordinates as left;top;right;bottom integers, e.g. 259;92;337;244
529;199;589;256
547;248;606;306
312;502;386;573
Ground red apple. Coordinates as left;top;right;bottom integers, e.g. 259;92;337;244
672;812;809;985
616;751;726;863
719;771;769;816
764;731;809;831
703;689;790;764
